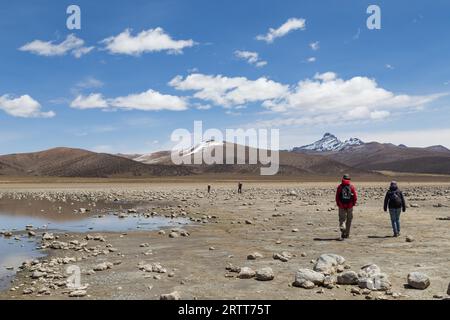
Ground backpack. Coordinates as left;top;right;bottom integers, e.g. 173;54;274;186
340;185;353;204
389;191;402;208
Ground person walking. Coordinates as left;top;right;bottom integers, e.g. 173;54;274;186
383;181;406;237
336;174;358;240
238;182;243;194
207;185;211;194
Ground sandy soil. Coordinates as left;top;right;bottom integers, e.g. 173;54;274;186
0;181;449;300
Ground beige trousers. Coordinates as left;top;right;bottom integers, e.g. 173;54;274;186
339;208;353;237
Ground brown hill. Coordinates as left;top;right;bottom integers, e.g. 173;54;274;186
323;142;450;174
0;148;193;178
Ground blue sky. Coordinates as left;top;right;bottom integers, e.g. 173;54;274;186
1;0;449;154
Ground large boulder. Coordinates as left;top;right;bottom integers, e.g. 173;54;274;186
358;273;391;291
313;254;346;275
293;269;325;288
358;264;381;278
407;272;431;290
357;264;391;291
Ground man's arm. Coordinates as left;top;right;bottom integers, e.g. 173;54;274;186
400;191;406;212
352;186;358;206
336;186;341;207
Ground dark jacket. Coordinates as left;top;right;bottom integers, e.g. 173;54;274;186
384;186;406;212
336;179;358;209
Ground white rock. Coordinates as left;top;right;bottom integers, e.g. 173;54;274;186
160;291;181;300
69;290;87;297
255;268;274;281
313;254;346;275
239;267;256;279
293;269;325;288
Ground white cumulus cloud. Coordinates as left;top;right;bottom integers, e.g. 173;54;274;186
71;93;108;109
71;90;187;112
234;50;267;67
169;71;445;126
169;73;289;107
101;28;195;56
0;94;55;118
256;18;306;43
19;34;94;58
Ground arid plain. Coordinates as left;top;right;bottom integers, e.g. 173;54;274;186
0;179;449;300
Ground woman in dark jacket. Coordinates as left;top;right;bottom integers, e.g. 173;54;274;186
383;181;406;237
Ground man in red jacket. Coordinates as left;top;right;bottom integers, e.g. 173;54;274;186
336;174;358;240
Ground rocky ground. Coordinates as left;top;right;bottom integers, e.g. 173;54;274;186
0;182;449;300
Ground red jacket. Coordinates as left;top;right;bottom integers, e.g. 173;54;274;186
336;179;358;209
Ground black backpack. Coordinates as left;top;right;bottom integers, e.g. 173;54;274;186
389;191;402;208
340;185;353;204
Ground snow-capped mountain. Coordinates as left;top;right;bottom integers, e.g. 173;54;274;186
180;139;224;157
134;140;225;164
293;133;364;152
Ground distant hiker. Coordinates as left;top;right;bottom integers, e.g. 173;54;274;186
336;174;358;240
384;181;406;237
207;185;211;194
238;182;243;194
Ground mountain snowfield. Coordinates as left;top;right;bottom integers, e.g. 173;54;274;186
293;133;364;152
134;140;225;164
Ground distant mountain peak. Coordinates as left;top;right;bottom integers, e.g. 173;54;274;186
293;133;364;152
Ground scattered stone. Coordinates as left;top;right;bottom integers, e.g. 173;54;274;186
23;287;35;295
160;291;181;300
357;264;391;291
293;269;325;288
407;272;430;290
69;290;87;297
313;254;346;275
323;276;336;289
351;287;361;295
225;265;241;273
169;232;179;238
31;271;47;279
273;252;292;262
42;233;55;241
239;267;256;279
93;262;113;271
139;262;167;274
247;252;263;260
337;271;359;285
406;235;415;243
255;268;274;281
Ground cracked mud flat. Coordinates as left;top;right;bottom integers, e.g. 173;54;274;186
0;182;449;300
